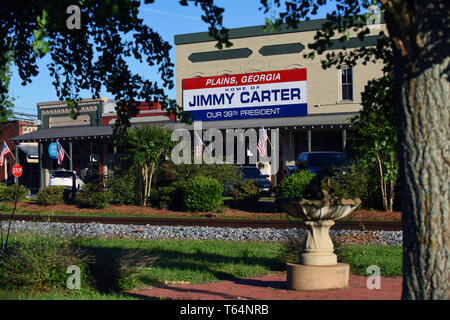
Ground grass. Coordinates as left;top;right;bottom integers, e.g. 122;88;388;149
335;244;402;276
0;235;285;300
0;288;147;300
281;239;402;277
0;235;402;300
73;238;286;285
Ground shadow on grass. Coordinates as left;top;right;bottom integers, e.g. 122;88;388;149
76;244;286;294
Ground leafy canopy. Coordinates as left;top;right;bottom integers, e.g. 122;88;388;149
0;0;229;132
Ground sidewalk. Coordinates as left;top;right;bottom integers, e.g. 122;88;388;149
128;273;402;300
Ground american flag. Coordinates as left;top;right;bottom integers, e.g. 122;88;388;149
194;131;203;159
0;142;11;166
56;141;65;165
257;127;269;157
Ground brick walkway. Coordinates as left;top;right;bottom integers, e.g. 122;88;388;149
129;273;402;300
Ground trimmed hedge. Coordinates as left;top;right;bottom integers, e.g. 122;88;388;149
278;169;315;199
0;184;29;202
37;186;67;206
181;175;223;212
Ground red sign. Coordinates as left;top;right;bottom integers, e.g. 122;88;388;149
182;68;307;90
12;164;22;178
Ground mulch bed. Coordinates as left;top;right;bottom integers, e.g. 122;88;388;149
8;199;401;221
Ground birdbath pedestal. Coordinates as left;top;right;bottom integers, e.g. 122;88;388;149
280;198;360;291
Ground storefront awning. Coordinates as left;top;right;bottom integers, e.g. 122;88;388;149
168;112;357;131
10;125;114;142
18;143;39;163
18;143;38;157
10;112;356;143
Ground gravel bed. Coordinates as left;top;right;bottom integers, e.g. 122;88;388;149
1;220;402;245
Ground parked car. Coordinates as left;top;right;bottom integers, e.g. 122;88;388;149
284;165;300;177
295;152;350;175
49;170;85;191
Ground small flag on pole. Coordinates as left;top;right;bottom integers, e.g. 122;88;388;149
257;127;269;157
56;141;65;165
0;142;12;166
194;131;203;159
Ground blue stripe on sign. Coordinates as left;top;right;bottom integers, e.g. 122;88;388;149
187;103;307;121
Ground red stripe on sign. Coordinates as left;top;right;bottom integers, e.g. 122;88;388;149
182;69;307;90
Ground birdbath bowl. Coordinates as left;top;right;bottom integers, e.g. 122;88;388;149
279;197;361;266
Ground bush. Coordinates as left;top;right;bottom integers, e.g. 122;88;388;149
230;180;260;207
149;185;179;210
37;186;67;206
162;163;241;186
0;235;92;291
77;183;112;209
181;175;223;212
277;170;314;199
328;163;370;200
107;169;141;206
0;184;29;202
327;162;389;209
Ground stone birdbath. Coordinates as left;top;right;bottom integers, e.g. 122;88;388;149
278;170;361;290
281;196;361;266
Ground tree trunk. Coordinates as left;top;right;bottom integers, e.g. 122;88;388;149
147;162;156;203
376;154;389;211
385;0;450;299
142;165;148;206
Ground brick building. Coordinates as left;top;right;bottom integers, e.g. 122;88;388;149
0;120;38;190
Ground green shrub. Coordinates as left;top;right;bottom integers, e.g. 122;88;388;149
230;180;260;207
0;235;92;291
181;175;223;212
77;184;112;209
328;163;370;200
91;192;113;209
0;202;12;212
164;163;241;186
0;184;29;202
107;169;141;205
277;170;314;199
37;186;67;206
149;185;179;210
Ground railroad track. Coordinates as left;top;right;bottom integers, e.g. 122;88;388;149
0;214;401;231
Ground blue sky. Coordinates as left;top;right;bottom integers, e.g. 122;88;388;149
9;0;334;116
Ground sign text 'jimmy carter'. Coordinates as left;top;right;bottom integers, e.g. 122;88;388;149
182;69;307;121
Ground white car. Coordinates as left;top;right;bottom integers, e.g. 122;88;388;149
49;170;85;190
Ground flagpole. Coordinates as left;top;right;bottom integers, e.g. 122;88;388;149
261;126;273;148
5;142;15;161
57;140;72;161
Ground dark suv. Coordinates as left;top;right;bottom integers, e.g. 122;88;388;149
295;152;350;175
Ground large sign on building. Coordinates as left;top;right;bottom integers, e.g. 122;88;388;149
182;69;307;121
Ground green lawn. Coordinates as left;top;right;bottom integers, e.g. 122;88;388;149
336;244;403;276
0;235;402;300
